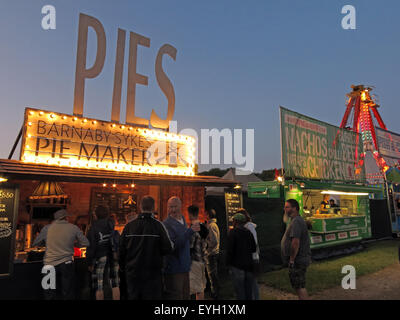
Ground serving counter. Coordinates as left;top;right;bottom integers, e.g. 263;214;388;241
306;215;367;249
248;180;381;250
309;215;367;233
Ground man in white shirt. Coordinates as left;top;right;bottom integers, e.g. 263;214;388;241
33;209;89;300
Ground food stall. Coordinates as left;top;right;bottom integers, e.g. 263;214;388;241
248;106;385;251
0;107;237;299
248;180;382;249
0;12;241;298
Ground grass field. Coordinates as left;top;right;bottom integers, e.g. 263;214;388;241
259;239;400;295
220;239;400;299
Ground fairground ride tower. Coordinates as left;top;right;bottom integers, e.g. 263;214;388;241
337;85;390;176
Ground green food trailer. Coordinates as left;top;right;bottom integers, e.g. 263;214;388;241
247;107;386;250
248;180;383;249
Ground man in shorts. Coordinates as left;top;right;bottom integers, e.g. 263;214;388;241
281;199;311;300
187;205;209;300
87;206;120;300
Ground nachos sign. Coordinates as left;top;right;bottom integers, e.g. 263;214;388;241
280;107;365;182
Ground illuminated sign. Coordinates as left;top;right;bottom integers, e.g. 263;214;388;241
20;14;195;177
20;108;195;176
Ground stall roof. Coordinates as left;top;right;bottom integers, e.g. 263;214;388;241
206;168;262;195
296;180;383;194
0;159;237;187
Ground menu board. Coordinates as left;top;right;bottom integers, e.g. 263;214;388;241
0;184;19;278
225;190;243;228
91;188;137;225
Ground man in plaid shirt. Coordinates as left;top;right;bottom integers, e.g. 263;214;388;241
188;205;209;300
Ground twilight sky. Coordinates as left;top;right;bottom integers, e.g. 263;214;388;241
0;0;399;173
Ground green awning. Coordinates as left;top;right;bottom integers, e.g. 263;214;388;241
248;181;283;198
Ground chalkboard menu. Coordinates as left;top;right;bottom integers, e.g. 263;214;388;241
91;188;137;225
225;190;243;228
0;184;19;278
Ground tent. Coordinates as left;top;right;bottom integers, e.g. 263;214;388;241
206;168;263;196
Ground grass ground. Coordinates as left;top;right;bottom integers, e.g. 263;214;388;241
220;239;400;299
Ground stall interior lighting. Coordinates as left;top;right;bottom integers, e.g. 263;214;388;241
321;190;369;196
0;177;8;182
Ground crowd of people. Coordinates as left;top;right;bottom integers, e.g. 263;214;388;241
33;195;221;300
33;196;311;301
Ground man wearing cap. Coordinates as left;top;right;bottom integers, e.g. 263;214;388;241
33;209;89;300
226;212;257;300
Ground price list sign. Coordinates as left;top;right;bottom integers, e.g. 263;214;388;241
224;190;243;227
0;185;19;278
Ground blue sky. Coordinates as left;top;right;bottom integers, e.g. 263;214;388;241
0;0;399;172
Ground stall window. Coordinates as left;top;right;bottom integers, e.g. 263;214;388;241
302;190;367;218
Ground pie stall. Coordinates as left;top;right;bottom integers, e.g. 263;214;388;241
0;108;236;299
